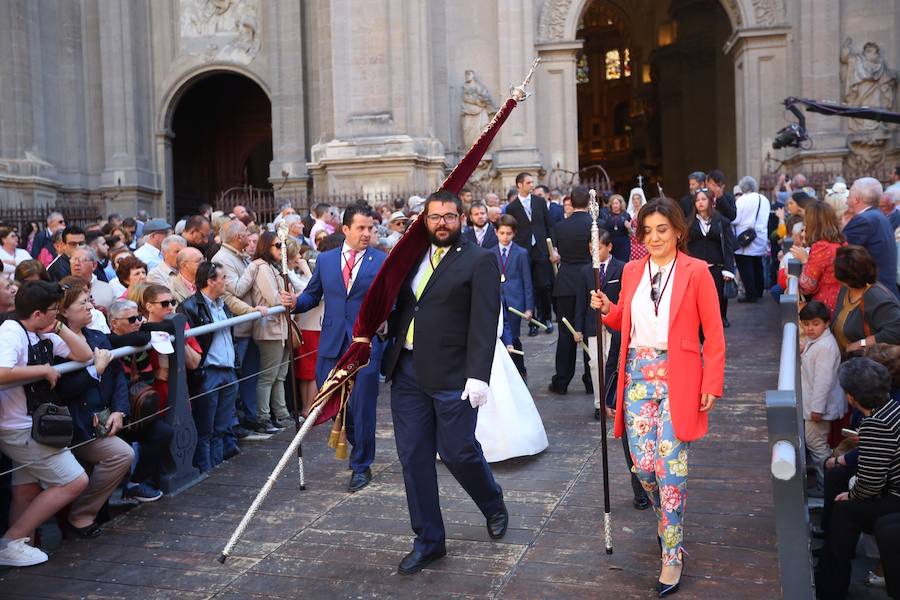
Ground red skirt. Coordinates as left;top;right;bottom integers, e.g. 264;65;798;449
296;329;320;381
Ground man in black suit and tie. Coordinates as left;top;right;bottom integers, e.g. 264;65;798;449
382;190;507;576
461;202;498;248
505;172;555;336
549;186;593;395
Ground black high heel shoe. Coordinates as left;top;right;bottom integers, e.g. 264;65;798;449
657;557;684;597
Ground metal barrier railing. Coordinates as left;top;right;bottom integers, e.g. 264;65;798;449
765;258;814;599
1;305;288;495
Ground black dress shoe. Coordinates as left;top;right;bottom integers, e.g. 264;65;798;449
486;497;509;539
633;496;651;510
658;558;684;597
223;446;242;461
584;380;594;395
594;408;602;421
398;547;446;575
545;323;554;334
547;383;567;395
528;325;539;337
348;468;372;493
722;317;730;328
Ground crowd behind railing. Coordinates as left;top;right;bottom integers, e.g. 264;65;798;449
0;167;898;600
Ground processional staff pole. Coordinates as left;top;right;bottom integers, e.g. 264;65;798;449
589;188;613;555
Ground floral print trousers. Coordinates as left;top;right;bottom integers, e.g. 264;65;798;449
623;347;688;566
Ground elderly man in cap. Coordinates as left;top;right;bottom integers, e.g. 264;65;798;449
380;211;409;250
134;218;172;270
146;235;186;286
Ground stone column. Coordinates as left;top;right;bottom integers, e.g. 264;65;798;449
97;0;160;215
494;0;542;186
267;0;310;200
726;27;791;180
535;41;583;185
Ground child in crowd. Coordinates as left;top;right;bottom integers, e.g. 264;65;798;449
799;300;846;496
493;215;532;379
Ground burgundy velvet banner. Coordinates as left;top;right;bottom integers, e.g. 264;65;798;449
311;97;521;425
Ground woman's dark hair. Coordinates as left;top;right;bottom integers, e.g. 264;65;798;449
14;259;50;284
689;188;718;223
803;201;844;245
253;231;279;263
14;280;65;319
636;198;689;252
318;232;346;252
422;190;462;217
195;261;220;291
834;245;877;288
798;300;830;322
838;357;891;410
57;276;90;326
0;226;17;245
864;343;900;389
115;255;148;285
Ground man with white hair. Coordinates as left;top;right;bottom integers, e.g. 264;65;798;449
69;247;115;322
880;187;900;230
844;177;898;295
146;235;186;286
731;175;770;303
284;214;310;246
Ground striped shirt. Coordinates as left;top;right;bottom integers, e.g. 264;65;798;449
851;400;900;500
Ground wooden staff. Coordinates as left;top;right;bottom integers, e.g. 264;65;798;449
508;306;548;330
546;238;558;275
589;188;613;555
276;221;306;491
560;316;591;353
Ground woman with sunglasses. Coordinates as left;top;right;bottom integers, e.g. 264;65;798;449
591;198;725;597
0;227;31;281
687;188;737;328
53;278;134;536
249;231;294;432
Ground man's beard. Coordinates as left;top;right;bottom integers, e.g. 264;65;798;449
428;226;461;248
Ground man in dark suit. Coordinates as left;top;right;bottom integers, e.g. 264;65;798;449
549;186;593;395
47;225;85;281
494;215;533;378
461;202;498;249
536;185;564;228
505;172;555;335
283;206;387;492
844;177;898;297
381;190;507;576
706;169;737;222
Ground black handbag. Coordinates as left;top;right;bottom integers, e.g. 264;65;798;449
17;321;73;448
737;197;763;248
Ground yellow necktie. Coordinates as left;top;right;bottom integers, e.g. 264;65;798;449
406;248;445;347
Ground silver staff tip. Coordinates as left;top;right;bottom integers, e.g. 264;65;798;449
217;553;228;564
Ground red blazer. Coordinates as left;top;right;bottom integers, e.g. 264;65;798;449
603;252;726;442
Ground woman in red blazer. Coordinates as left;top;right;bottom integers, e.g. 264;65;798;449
592;198;725;597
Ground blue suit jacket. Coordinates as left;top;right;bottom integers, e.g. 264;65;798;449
462;224;499;249
493;243;533;312
294;246;387;359
548;201;564;228
844;209;899;296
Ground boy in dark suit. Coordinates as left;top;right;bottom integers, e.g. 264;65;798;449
494;215;533;378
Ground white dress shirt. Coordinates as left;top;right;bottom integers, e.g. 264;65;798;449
341;243;366;292
518;195;536;244
629;257;676;350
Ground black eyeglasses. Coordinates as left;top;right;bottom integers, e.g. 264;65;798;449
149;299;177;308
426;213;460;224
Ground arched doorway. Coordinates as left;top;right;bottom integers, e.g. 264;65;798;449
575;0;736;194
170;72;272;219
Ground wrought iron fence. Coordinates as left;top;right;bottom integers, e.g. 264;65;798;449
0;203;103;230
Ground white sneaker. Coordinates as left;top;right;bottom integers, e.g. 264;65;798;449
0;537;49;567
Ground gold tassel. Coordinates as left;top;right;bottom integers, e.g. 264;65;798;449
328;416;341;449
335;427;349;460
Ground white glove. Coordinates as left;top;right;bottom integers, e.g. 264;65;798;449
721;270;735;281
461;378;491;408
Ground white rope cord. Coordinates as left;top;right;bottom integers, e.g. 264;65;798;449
0;348;318;479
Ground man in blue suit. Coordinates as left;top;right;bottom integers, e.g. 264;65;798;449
494;215;533;378
461;202;498;249
282;205;387;492
844;177;898;297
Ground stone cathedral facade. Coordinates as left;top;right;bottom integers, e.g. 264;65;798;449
0;0;897;220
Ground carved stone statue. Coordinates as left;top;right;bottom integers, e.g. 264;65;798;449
460;70;498;150
180;0;260;65
840;38;898;132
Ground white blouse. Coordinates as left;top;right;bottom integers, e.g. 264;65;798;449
0;247;31;279
629;257;676;350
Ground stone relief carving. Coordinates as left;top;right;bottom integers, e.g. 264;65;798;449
180;0;260;65
751;0;783;26
537;0;576;42
840;38;898;176
460;70;498;151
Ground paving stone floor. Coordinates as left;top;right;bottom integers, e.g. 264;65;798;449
0;299;856;599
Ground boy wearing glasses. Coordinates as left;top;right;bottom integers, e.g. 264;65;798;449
0;281;93;566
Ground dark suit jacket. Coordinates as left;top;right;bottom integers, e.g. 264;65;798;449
494;243;533;311
552;211;592;297
548;202;564;228
843;209;899;296
574;258;624;338
505;195;551;254
47;254;71;281
382;241;500;391
462;224;499;249
714;192;737;222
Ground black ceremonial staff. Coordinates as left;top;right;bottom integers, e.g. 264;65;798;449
589;188;613;554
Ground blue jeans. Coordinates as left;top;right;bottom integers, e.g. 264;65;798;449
192;367;238;472
234;337;259;423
